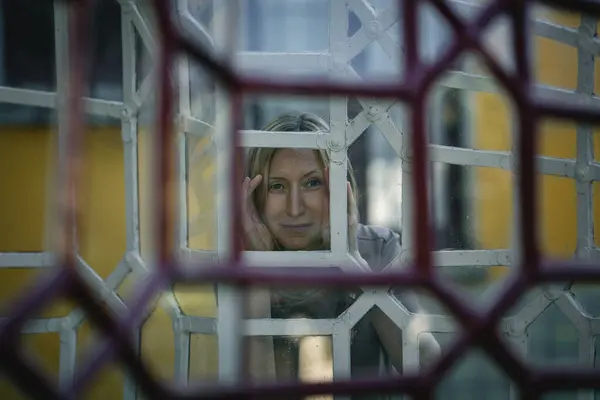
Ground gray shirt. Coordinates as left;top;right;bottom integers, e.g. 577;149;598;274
357;223;402;272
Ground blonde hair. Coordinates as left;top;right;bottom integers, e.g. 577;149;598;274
246;112;358;229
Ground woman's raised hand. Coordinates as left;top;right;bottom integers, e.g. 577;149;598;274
242;175;274;251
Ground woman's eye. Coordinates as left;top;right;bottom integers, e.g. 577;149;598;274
268;183;284;191
305;179;322;189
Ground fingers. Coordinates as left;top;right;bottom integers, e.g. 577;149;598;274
243;175;263;225
243;175;263;198
248;174;263;193
242;177;250;214
242;175;274;251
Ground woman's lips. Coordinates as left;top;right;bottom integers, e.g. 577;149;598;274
280;223;312;232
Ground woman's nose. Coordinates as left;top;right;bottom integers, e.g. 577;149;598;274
287;186;305;217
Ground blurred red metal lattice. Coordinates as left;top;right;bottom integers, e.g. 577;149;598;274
2;0;600;399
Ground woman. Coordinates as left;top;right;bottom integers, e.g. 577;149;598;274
242;112;440;398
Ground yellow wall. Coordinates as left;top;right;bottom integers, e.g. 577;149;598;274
474;10;600;281
0;126;218;398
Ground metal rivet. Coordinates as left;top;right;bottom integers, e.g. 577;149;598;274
575;165;590;182
60;318;72;331
505;320;518;336
366;20;382;39
401;144;412;171
327;139;343;151
500;154;511;171
331;55;347;72
366;105;382;122
121;106;133;122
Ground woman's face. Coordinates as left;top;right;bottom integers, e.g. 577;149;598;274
262;149;329;250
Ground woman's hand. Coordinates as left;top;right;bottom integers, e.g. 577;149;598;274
242;175;274;251
321;168;360;257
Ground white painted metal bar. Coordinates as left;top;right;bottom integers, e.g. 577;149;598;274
370;110;404;157
505;18;536;400
245;318;335;337
186;248;504;269
343;68;405;157
119;6;143;398
12;317;66;334
75;256;128;314
0;86;55;108
339;293;377;332
332;326;352;400
83;98;124;118
175;137;188;253
400;132;415;265
574;15;596;400
243;250;341;268
345;0;399;62
122;9;142;255
212;0;243;384
124;251;147;274
590;316;600;333
179;316;216;335
0;252;55;268
178;248;219;266
449;0;600;54
236;52;330;73
432;145;582;178
134;70;155;109
574;16;596;263
554;293;592;337
173;318;192;386
178;3;214;51
432;249;512;267
51;2;79;391
66;257;132;330
346;99;398;143
347;110;375;146
58;329;77;389
180;114;213;136
0;86;122;117
177;0;191;256
438;70;600;112
117;0;156;58
329;0;351;264
534;21;578;48
239;130;328;149
183;118;330;148
505;334;527;400
329;149;351;258
503;288;552;334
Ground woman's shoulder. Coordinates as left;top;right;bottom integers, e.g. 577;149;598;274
356;224;402;272
356;223;401;244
